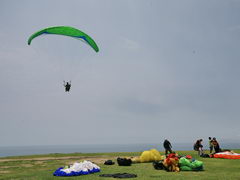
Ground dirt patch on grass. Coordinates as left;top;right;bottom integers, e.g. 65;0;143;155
21;164;34;167
0;163;34;169
68;157;112;165
34;161;45;165
0;156;85;162
0;170;10;174
0;156;118;165
0;166;12;169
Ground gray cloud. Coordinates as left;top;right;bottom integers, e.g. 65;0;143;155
0;0;240;146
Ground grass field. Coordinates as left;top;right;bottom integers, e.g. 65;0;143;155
0;150;240;180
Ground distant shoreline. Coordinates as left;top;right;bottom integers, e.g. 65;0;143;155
1;143;240;158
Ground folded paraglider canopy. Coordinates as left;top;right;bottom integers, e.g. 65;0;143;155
163;153;180;172
132;149;163;163
212;151;240;159
53;160;100;177
179;157;203;171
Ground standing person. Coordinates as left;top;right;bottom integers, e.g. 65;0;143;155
209;137;213;153
193;139;203;156
212;137;221;153
163;139;172;155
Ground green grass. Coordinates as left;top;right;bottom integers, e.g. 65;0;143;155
0;150;240;180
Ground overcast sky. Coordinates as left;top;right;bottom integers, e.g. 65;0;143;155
1;0;240;147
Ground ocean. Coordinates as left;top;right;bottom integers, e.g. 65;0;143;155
0;143;239;158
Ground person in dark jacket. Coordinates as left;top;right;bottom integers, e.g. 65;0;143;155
209;137;214;153
212;137;221;153
163;139;172;155
194;139;203;156
63;81;71;92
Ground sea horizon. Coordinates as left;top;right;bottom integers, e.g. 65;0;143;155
1;142;240;158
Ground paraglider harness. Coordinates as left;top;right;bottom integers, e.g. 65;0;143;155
117;157;132;166
64;81;71;92
153;161;168;171
104;160;115;165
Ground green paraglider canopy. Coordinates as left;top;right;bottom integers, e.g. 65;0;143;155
179;157;203;171
28;26;99;52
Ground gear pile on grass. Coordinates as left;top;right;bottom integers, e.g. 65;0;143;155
53;160;100;176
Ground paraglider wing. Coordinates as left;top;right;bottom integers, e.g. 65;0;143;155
27;26;99;52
